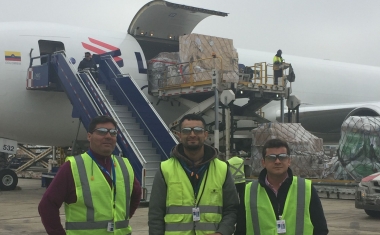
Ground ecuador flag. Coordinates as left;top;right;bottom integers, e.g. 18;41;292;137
5;51;21;62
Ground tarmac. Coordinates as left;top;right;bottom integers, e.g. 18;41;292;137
0;178;379;235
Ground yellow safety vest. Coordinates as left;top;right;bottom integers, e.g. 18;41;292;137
273;56;283;70
245;176;313;235
161;158;227;235
227;156;245;184
65;153;134;235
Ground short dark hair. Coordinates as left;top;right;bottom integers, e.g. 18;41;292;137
88;115;117;133
262;139;290;158
85;52;91;55
179;114;206;129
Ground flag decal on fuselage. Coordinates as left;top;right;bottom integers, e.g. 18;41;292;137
5;51;21;64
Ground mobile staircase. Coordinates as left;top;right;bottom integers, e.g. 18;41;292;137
28;51;177;201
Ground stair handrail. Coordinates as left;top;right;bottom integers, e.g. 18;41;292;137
51;51;126;154
52;51;104;120
79;68;147;165
102;55;178;158
56;53;136;158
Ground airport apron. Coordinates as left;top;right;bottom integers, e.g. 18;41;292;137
65;153;134;235
245;176;313;235
161;158;227;235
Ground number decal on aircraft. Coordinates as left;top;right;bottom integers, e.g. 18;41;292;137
3;145;14;152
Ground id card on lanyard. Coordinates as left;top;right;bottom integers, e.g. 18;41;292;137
277;215;286;234
87;151;117;204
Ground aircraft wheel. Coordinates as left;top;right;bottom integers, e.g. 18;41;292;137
364;209;380;218
0;169;18;191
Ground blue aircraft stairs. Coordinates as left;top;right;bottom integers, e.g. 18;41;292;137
28;51;178;201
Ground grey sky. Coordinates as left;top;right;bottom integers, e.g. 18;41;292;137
2;0;379;66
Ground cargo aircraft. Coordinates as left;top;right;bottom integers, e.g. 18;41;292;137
1;0;380;193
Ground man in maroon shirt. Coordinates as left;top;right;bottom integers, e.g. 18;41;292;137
38;116;141;235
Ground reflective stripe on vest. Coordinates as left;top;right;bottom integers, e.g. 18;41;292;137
227;157;245;184
165;222;217;231
65;154;133;234
167;205;222;214
161;158;227;234
246;176;313;235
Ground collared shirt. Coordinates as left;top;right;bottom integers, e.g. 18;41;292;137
265;173;288;196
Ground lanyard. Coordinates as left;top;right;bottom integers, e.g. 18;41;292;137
87;151;117;202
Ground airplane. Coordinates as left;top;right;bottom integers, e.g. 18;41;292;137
1;0;380;192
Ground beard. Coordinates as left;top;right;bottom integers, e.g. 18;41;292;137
182;138;203;151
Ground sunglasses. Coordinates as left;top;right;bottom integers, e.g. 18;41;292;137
265;153;289;162
92;128;118;137
181;127;204;135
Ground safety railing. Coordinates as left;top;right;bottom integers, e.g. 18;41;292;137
148;56;223;90
98;55;178;161
239;62;290;87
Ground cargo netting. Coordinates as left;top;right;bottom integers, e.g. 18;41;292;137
334;116;380;180
250;123;330;178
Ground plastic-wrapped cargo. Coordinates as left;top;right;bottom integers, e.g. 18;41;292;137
179;33;239;83
333;116;380;180
147;52;181;91
250;123;329;178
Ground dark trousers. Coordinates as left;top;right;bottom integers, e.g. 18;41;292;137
274;69;283;85
235;182;246;202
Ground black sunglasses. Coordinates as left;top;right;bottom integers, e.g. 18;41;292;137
265;153;289;162
92;128;118;137
181;126;204;135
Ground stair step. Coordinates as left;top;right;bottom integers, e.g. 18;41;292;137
144;175;155;186
126;129;144;135
139;148;157;155
129;135;148;141
122;122;140;129
116;111;133;118
108;100;117;105
134;141;152;149
144;161;161;169
119;116;137;123
142;154;161;161
111;105;128;112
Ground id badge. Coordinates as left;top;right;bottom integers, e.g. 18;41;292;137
107;222;114;232
192;207;200;221
276;219;286;234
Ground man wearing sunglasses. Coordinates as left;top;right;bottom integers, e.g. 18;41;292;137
235;139;328;235
39;115;141;235
149;114;239;235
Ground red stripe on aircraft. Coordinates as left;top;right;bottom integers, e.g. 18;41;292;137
82;42;106;54
88;38;119;51
362;172;380;182
82;42;122;62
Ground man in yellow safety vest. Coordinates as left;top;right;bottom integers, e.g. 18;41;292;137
227;151;246;202
235;139;328;235
39;115;141;235
273;49;284;85
148;114;239;235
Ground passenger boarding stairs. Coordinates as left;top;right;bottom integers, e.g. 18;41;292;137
28;51;177;201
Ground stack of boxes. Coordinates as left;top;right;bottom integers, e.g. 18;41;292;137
148;33;239;91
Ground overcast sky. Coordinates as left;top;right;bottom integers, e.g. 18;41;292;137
2;0;379;67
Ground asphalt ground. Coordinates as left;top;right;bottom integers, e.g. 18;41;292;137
0;179;378;235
